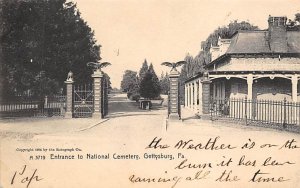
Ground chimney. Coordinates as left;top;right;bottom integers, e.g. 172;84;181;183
210;44;220;62
210;37;231;62
219;38;231;55
268;16;288;52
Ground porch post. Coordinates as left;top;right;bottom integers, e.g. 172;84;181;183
186;83;189;108
247;74;253;100
291;75;298;102
194;80;198;112
184;84;188;107
191;82;194;111
190;83;192;108
191;82;194;110
198;79;203;115
291;75;299;123
64;71;74;118
213;83;216;99
92;69;103;119
201;72;212;116
247;74;253;118
188;83;191;108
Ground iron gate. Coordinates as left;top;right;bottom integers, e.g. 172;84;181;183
73;84;94;118
101;77;108;117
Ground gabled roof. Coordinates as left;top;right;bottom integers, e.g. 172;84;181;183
287;31;300;53
226;30;300;54
226;31;271;54
206;30;300;68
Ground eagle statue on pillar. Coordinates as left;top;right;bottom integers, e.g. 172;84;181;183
87;62;111;71
161;61;186;70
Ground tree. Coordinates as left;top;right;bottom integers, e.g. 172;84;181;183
140;71;160;99
139;64;161;99
202;20;259;52
180;20;259;79
183;53;194;78
148;63;155;74
138;59;148;81
103;72;112;91
148;64;160;94
178;20;259;104
160;72;169;95
120;70;139;94
287;13;300;31
295;13;300;23
1;0;100;99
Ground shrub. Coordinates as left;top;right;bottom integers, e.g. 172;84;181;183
127;92;132;99
131;94;141;102
152;95;163;100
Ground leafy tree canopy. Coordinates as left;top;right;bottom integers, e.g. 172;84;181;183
178;20;259;103
159;72;169;95
1;0;100;99
139;71;161;99
120;70;139;93
287;13;300;31
138;59;148;81
180;20;259;79
139;63;161;99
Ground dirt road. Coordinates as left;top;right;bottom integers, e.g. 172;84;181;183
1;93;300;188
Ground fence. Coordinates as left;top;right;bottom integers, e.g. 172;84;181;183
0;95;66;118
210;97;300;129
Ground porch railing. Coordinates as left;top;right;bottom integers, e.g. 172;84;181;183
210;97;300;129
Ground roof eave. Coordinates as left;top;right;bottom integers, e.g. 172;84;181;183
206;52;300;69
205;54;229;68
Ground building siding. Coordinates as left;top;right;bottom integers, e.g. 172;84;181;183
214;57;300;72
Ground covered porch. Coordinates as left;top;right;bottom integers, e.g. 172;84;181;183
184;71;300;128
209;71;300;102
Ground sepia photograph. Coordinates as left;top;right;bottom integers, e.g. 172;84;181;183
0;0;300;187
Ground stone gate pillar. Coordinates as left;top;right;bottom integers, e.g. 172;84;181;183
201;72;212;116
64;71;74;118
92;69;103;119
169;68;180;120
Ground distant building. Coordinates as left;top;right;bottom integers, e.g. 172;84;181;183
185;16;300;115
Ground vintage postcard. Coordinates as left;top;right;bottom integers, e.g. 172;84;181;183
1;0;300;187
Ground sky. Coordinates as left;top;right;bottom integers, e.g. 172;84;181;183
74;0;300;88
